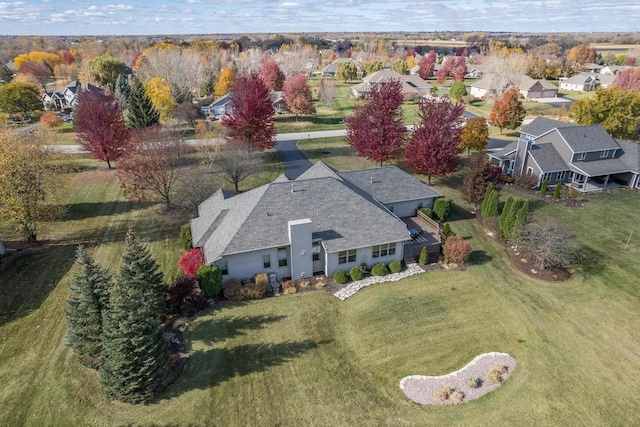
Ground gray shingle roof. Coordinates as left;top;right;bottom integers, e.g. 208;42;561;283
529;143;569;172
338;166;442;204
616;139;640;173
295;161;342;181
569;158;632;176
489;141;517;160
518;76;558;91
557;125;620;152
363;69;403;84
520;116;574;137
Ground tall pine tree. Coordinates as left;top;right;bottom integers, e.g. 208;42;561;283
115;74;131;111
65;246;111;369
100;229;170;403
126;76;160;130
512;199;530;239
498;196;515;238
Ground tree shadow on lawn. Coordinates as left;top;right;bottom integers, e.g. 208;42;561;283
302;146;357;162
65;201;153;221
187;312;288;346
162;339;329;399
0;243;76;326
573;245;607;280
467;249;493;266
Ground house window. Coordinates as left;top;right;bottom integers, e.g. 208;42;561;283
527;167;534;175
218;261;228;276
417;202;423;209
542;173;551;182
373;243;396;258
577;152;586;161
277;247;288;267
312;241;321;262
338;249;356;264
263;254;271;269
557;171;567;181
600;150;610;158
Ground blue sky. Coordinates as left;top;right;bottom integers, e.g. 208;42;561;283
0;0;638;35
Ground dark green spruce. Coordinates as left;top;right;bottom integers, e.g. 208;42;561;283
125;76;160;130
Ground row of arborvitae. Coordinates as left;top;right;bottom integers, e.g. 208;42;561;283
332;261;403;284
481;183;530;241
65;229;171;404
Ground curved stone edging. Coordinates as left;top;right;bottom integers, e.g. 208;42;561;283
333;263;425;300
400;352;517;405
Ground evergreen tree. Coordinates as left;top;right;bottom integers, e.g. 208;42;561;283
512;199;530;239
115;74;131;111
482;186;499;219
100;229;171;404
498;196;515;238
480;182;495;215
125;76;160;130
419;246;428;265
553;184;561;198
540;179;548;195
65;246;111;368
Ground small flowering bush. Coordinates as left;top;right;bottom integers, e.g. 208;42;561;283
179;248;205;277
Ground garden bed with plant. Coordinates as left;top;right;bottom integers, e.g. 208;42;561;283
400;352;517;405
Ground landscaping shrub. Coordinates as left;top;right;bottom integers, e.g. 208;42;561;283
498;196;518;239
467;377;481;388
39;111;63;128
442;222;452;237
349;266;364;281
486;364;508;384
443;235;472;265
254;273;269;287
449;389;465;404
179;248;204;277
419;207;433;218
360;262;369;274
568;188;579;198
432;198;452;222
418;246;428;265
481;188;499;219
223;280;242;301
540;179;548;195
179;223;193;250
196;265;222;297
449;80;467;99
167;275;207;317
333;269;348;284
433;386;455;401
389;260;402;273
282;280;297;295
514;173;538;188
554;184;561;198
371;262;388;276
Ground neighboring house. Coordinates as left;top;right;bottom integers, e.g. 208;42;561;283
191;161;442;282
469;76;497;98
596;73;616;88
465;64;485;79
202;91;286;117
351;69;431;99
271;90;286;114
489;117;640;192
583;63;603;73
558;72;601;91
42;80;103;111
600;65;633;75
409;64;420;75
322;58;356;77
518;76;558;99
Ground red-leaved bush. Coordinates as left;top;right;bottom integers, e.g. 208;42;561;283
179;248;204;277
442;235;472;265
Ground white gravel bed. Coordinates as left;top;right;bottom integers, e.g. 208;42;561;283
333;263;425;300
400;352;517;405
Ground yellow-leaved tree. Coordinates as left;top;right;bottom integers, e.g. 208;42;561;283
214;66;236;98
144;77;177;123
0;124;68;242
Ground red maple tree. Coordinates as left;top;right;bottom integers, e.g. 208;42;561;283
404;96;465;184
346;79;406;166
258;59;285;91
179;248;205;277
75;90;130;169
613;68;640;91
453;56;468;81
418;50;436;80
283;73;313;118
222;73;276;152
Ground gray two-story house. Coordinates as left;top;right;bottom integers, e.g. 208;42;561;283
489;117;640;192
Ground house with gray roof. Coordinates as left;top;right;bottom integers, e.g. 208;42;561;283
191;161;442;282
42;80;103;111
489;117;640;192
558;72;601;91
470;75;557;99
350;69;431;99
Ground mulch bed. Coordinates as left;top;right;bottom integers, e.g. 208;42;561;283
509;246;571;282
504;184;584;208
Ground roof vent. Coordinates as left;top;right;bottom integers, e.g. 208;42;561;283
370;176;373;183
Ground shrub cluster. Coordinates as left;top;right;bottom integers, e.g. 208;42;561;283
433;386;464;403
254;273;269;287
442;222;453;238
371;263;388;276
223;279;268;301
442;235;472;265
419;207;433;218
466;377;481;388
39;111;63;128
333;269;348;284
179;223;193;250
388;260;402;273
179;248;204;277
349;266;364;281
514;173;538;189
196;265;222;297
282;280;297;295
432;198;452;222
167;275;207;317
486;364;508;384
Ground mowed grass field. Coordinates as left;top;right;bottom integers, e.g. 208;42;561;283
1;147;640;425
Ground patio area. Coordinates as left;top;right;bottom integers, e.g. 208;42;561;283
401;216;441;264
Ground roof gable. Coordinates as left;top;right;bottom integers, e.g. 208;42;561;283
557;125;620;152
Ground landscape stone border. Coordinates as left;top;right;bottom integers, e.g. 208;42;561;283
333;263;425;300
400;352;517;405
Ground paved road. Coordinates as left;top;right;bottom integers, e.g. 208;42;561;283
274;129;347;179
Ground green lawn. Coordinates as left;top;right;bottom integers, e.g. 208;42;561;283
1;146;640;425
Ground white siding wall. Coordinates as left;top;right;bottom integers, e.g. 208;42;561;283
326;242;404;277
385;198;435;218
470;87;488;98
214;247;291;283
